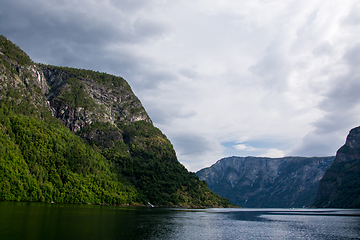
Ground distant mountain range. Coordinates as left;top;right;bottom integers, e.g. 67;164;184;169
197;125;360;208
197;156;334;208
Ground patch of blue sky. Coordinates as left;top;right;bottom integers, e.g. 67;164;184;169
221;140;293;158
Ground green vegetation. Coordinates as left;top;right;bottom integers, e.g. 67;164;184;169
102;121;231;207
56;77;97;110
0;36;33;66
313;158;360;208
313;131;360;208
0;35;232;207
41;64;132;90
78;120;231;207
0;107;144;204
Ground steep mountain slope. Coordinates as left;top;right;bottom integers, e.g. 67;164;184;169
196;156;334;208
0;35;231;207
0;35;141;205
313;126;360;208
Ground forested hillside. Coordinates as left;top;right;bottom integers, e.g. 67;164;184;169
0;35;231;207
0;110;142;204
313;126;360;208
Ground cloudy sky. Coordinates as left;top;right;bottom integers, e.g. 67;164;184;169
1;0;360;171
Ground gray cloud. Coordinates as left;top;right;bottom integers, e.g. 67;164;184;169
312;41;333;56
344;44;360;67
248;34;291;92
0;0;166;53
0;0;172;91
108;0;154;12
147;104;197;126
2;0;359;171
290;43;360;157
320;44;360;113
341;3;360;26
289;131;344;157
170;134;214;158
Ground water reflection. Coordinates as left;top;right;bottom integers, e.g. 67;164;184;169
1;201;360;240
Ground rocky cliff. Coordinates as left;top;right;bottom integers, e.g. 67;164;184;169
313;126;360;208
0;35;231;207
196;156;334;208
41;65;151;132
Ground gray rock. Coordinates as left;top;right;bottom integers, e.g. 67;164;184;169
196;156;334;208
41;66;151;132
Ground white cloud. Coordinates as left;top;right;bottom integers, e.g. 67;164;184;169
234;144;255;151
259;149;285;158
2;0;360;171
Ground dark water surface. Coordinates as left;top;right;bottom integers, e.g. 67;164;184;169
1;201;360;240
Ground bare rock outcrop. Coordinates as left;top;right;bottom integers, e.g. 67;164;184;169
197;156;334;208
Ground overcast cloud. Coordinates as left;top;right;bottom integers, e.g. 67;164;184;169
1;0;360;171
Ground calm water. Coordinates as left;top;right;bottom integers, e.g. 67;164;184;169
1;202;360;240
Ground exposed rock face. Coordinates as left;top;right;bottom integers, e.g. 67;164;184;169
196;156;334;208
0;35;232;207
313;126;360;208
41;66;151;133
0;48;150;138
0;53;50;115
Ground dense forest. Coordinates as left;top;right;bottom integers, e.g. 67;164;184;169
0;108;142;204
0;35;232;207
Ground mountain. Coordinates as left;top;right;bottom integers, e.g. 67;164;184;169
196;156;334;208
0;35;231;207
313;126;360;208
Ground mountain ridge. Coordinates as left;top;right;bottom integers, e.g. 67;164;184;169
196;156;334;208
0;35;231;208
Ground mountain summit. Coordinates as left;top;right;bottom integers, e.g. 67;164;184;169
196;156;334;208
